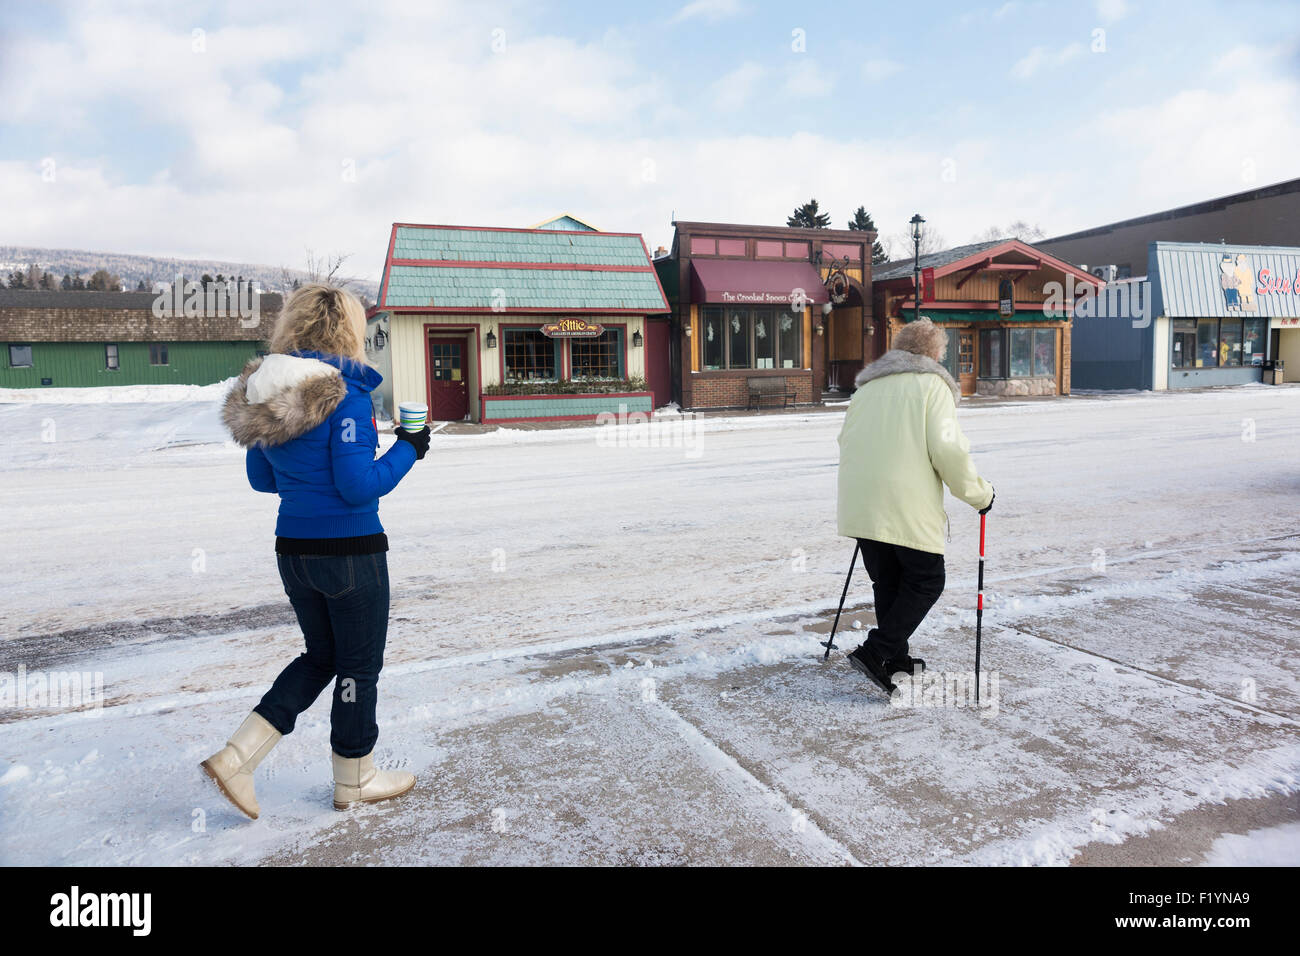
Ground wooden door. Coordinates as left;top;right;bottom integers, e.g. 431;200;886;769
958;331;976;396
427;337;469;421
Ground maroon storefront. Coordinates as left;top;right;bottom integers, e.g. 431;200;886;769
653;221;877;410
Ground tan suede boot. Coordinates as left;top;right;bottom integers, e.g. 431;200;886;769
200;712;281;820
331;751;416;810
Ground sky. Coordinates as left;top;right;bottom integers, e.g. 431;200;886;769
2;0;1299;281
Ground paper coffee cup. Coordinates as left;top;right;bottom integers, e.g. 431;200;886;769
398;402;428;432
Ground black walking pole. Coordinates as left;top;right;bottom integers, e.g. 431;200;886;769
821;542;861;660
975;512;986;703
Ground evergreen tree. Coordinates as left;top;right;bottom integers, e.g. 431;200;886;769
61;274;73;290
7;270;27;289
846;206;890;264
787;198;831;229
72;273;87;291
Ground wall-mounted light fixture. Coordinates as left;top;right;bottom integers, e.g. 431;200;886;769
684;323;692;337
485;329;497;349
815;324;825;336
632;330;643;348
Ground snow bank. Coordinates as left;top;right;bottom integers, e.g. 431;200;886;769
0;377;237;404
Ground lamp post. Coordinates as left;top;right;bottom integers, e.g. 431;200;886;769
910;213;926;323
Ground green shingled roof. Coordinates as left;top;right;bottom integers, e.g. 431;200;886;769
382;225;668;312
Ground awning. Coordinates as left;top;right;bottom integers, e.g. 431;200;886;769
690;259;829;306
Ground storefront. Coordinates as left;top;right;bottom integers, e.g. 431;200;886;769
871;240;1098;396
1155;242;1299;388
1071;241;1300;390
370;216;670;423
654;221;876;409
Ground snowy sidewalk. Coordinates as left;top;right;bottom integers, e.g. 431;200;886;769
2;386;1299;865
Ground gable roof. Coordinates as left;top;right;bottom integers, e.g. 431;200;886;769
872;238;1101;285
379;223;669;313
530;213;601;232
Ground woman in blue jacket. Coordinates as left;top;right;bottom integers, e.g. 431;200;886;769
201;283;431;818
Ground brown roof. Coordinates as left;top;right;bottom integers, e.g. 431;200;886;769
0;290;280;342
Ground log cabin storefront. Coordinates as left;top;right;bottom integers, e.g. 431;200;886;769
654;221;876;409
871;239;1102;396
372;217;671;423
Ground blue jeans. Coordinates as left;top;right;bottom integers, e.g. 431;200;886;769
255;553;390;758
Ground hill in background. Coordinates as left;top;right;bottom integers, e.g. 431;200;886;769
0;245;380;304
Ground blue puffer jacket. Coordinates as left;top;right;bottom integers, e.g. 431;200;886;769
222;350;417;538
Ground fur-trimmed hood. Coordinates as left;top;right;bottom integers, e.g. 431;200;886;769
853;349;960;404
222;351;371;448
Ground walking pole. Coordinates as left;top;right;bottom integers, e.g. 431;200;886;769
975;513;986;703
821;542;861;660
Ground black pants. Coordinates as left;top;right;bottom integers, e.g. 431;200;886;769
857;538;945;662
255;553;390;758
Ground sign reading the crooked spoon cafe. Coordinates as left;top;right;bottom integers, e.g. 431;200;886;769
540;318;605;337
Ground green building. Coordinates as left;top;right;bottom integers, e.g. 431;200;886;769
0;290;277;389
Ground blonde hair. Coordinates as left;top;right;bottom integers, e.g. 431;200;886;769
893;318;948;362
270;283;367;362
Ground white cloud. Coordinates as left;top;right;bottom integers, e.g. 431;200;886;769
1011;42;1083;79
862;59;903;82
1096;0;1132;23
671;0;743;24
783;60;833;98
711;62;764;111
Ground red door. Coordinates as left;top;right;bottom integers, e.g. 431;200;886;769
427;337;469;421
644;320;672;408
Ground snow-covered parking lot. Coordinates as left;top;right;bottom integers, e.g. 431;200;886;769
1;385;1298;865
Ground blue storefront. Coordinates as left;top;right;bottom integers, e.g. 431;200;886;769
1071;241;1300;390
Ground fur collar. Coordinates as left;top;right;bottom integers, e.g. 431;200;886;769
222;354;347;448
853;349;961;404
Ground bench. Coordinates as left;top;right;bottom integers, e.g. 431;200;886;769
747;376;798;410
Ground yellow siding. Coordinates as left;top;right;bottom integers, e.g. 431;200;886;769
690;306;699;372
391;313;650;421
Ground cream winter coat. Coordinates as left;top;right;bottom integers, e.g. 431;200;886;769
837;349;993;555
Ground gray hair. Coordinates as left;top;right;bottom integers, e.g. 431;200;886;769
893;318;948;362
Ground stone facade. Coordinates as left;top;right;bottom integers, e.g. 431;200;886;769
976;376;1058;397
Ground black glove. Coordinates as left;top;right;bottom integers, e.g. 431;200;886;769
395;425;431;461
979;488;995;515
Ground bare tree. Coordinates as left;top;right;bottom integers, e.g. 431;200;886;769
880;228;948;263
970;220;1046;244
278;251;369;302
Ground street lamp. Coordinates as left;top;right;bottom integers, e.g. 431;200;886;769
910;214;926;324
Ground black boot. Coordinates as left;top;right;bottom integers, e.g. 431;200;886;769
885;655;926;676
846;644;896;696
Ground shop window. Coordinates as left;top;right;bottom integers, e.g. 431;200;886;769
702;307;724;370
1219;318;1243;367
1005;328;1057;378
778;310;802;368
105;344;119;370
701;307;803;370
570;329;623;379
149;343;168;366
1195;319;1218;368
717;239;745;256
784;241;810;258
728;309;752;369
1032;329;1056;376
1172;319;1196;369
690;237;717;256
1243;318;1268;366
756;240;784;258
753;312;776;368
1010;329;1033;377
940;329;961;380
979;329;1005;379
8;344;33;368
503;328;559;380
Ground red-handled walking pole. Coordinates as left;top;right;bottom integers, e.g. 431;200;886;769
975;512;986;703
